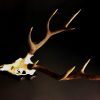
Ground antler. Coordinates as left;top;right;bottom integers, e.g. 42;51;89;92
33;59;100;81
28;9;100;81
28;9;81;54
0;9;82;80
60;59;100;80
1;9;100;81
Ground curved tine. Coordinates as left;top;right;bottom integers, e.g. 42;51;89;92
81;59;91;74
28;27;37;54
60;66;75;80
47;9;58;32
65;9;81;28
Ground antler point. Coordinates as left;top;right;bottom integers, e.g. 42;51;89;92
81;59;91;74
60;66;75;80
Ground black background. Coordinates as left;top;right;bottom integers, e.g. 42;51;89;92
0;0;100;100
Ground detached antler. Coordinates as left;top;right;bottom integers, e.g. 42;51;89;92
28;9;81;54
33;59;100;81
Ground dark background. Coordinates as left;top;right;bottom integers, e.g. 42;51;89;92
0;0;100;100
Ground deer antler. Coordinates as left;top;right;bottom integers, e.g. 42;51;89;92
1;9;100;81
28;9;81;54
28;9;100;81
0;9;82;80
33;59;100;81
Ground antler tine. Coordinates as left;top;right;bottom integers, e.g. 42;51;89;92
28;27;37;54
28;9;81;54
81;59;91;74
47;9;58;32
65;9;81;28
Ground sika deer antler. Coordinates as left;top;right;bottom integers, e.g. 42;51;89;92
28;9;81;54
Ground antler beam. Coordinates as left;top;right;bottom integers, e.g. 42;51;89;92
33;59;100;81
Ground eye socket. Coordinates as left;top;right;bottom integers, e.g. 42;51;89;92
27;64;33;70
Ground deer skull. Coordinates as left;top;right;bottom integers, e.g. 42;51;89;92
1;9;99;81
0;53;37;76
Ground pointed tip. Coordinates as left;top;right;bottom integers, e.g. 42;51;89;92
29;27;34;35
53;9;58;16
56;8;58;11
60;66;75;80
55;9;58;12
75;9;81;17
34;60;39;67
35;60;39;64
76;9;81;16
78;9;81;13
31;27;33;31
